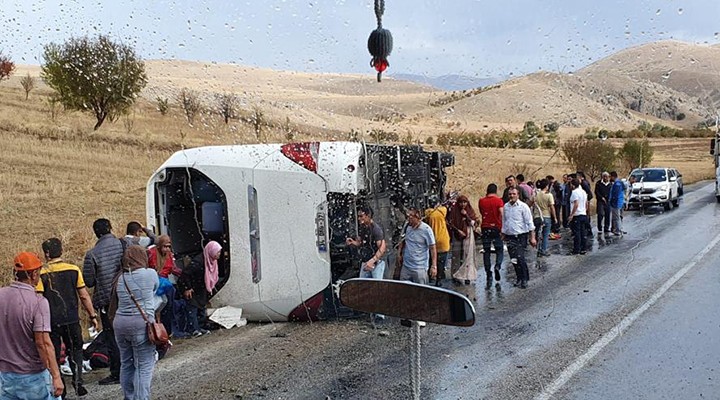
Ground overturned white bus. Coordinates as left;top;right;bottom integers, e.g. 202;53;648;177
146;142;453;322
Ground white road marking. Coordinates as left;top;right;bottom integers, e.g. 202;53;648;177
534;230;720;400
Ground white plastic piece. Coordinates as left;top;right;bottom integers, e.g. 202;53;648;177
209;306;248;329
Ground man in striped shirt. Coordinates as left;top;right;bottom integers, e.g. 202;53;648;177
501;187;537;289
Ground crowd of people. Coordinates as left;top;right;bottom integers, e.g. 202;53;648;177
1;172;632;399
0;218;222;400
346;171;631;302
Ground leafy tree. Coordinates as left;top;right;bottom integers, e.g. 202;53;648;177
156;97;169;116
177;88;201;124
619;139;654;170
561;136;616;181
216;93;239;124
0;52;15;82
20;73;35;99
250;105;265;140
41;35;147;130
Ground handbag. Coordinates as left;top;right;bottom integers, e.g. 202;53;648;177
122;273;170;347
532;202;544;228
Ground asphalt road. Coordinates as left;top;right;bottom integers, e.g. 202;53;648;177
82;181;720;400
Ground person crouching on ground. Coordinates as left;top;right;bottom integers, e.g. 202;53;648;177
113;245;159;400
178;241;222;337
0;252;64;399
501;188;537;289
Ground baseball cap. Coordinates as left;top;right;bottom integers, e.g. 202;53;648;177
13;252;43;271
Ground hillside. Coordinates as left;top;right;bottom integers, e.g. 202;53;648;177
580;40;720;118
6;40;720;138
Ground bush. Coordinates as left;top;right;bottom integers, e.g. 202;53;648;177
561;136;616;181
619;139;653;170
41;35;147;130
425;136;434;145
0;52;15;82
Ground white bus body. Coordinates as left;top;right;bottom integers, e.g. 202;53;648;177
146;142;453;321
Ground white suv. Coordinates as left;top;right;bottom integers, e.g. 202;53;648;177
627;167;683;210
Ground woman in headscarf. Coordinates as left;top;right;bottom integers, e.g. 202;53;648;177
447;194;479;284
178;241;222;337
113;245;159;400
148;235;177;341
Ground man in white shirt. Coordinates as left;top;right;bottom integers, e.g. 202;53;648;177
568;178;588;255
501;188;537;289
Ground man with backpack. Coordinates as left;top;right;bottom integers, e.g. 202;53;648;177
82;218;124;386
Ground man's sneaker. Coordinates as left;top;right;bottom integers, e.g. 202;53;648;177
98;375;120;386
191;330;203;337
417;321;427;327
494;267;501;282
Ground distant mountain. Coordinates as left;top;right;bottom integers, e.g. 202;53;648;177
390;73;500;91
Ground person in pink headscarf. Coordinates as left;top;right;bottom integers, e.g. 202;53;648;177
177;241;222;337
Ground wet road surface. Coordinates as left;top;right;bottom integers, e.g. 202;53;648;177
83;182;720;400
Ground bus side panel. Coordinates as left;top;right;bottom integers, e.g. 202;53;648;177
242;166;330;321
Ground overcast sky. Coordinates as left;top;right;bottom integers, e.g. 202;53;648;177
2;0;718;78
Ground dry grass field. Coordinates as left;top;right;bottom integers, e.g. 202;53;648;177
0;64;714;286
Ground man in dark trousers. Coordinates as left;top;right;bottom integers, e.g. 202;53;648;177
594;172;612;235
478;183;505;288
576;171;593;236
501;187;537;289
82;218;124;385
39;238;99;397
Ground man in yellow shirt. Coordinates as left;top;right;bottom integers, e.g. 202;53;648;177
424;195;450;286
37;238;98;398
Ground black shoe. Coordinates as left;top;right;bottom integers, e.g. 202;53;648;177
76;384;88;397
98;376;120;386
464;279;471;285
494;267;501;281
580;250;587;255
520;280;528;289
485;278;492;290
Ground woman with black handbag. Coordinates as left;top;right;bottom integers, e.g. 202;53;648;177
113;245;159;400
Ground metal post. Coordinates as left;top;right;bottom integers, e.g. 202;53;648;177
409;321;421;400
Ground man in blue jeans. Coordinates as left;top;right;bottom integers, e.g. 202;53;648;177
0;252;64;400
346;205;387;323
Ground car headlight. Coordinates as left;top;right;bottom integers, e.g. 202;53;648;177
658;184;669;192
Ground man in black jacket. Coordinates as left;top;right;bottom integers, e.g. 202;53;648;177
82;218;124;385
594;172;612;234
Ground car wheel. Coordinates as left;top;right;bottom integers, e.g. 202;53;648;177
716;195;720;204
663;196;672;211
672;198;679;207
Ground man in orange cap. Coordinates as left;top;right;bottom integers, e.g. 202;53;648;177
0;252;64;399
